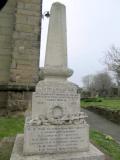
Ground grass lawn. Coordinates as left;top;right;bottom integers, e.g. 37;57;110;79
81;99;120;110
0;138;14;160
90;130;120;160
0;117;120;160
0;116;24;139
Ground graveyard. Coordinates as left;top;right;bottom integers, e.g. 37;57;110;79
0;116;120;160
0;1;120;160
81;98;120;110
81;98;120;124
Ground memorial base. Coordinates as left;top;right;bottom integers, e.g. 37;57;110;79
23;123;89;155
10;134;105;160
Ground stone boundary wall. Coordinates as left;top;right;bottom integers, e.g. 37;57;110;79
85;106;120;124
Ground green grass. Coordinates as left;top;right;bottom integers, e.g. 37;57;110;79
81;99;120;110
0;139;14;160
0;116;24;138
90;130;120;160
0;117;120;160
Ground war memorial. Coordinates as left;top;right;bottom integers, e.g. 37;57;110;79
10;2;105;160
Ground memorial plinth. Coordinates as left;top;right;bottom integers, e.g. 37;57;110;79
10;2;105;160
24;123;89;155
24;80;90;156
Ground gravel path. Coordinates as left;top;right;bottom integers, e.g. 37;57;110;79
82;108;120;143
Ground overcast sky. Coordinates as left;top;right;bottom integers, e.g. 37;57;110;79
40;0;120;86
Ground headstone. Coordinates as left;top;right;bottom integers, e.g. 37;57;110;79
10;2;105;160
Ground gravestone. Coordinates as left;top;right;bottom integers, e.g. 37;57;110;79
10;2;105;160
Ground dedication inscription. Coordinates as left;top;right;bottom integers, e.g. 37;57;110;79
10;3;105;160
32;82;80;118
24;124;89;155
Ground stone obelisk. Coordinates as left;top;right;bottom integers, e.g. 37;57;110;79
45;2;68;68
10;2;105;160
40;2;73;82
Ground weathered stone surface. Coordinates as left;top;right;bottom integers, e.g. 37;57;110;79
23;123;89;155
45;3;67;68
0;0;42;85
0;92;7;111
32;81;80;118
0;0;42;112
10;134;105;160
11;2;105;160
0;0;16;83
29;80;89;155
22;3;89;158
9;0;42;85
22;3;104;160
7;92;31;112
0;89;33;115
42;2;73;80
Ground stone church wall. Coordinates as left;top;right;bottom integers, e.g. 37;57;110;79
0;0;42;115
0;0;16;83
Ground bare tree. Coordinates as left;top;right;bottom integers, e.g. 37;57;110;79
82;72;113;97
105;45;120;84
92;72;113;97
82;75;94;91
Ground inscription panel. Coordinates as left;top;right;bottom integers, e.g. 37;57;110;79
32;84;80;118
23;124;89;155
